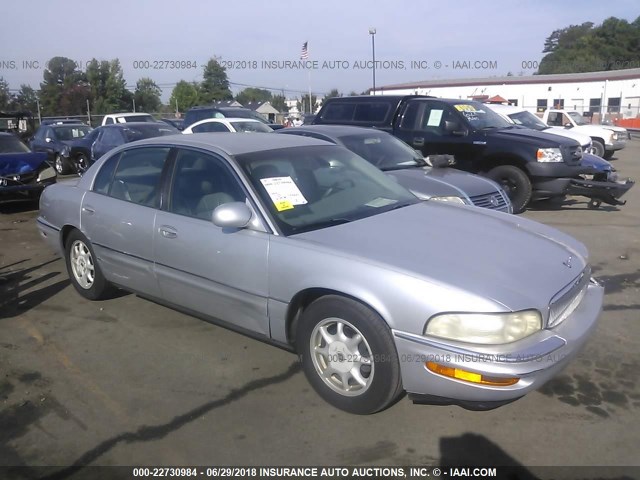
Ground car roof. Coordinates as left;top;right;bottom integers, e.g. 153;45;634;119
102;121;172;129
198;118;262;123
132;132;333;156
106;112;153;117
485;104;525;114
278;125;383;139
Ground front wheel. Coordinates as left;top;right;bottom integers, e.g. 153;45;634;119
486;165;532;214
65;230;114;300
55;154;71;175
297;296;403;414
75;153;90;176
591;140;605;157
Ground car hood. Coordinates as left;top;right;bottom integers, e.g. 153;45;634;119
487;127;578;147
385;166;500;199
294;202;587;311
0;152;48;176
545;126;592;147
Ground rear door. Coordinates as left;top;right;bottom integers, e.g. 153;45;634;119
153;148;271;335
80;146;171;296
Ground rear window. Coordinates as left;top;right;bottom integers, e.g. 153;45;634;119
320;102;390;123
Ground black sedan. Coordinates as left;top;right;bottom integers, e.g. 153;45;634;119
0;132;56;202
30;123;93;174
90;122;179;162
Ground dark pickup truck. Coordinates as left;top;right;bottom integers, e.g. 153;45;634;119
313;95;632;212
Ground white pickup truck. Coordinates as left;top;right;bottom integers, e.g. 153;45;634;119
101;112;156;126
541;109;627;159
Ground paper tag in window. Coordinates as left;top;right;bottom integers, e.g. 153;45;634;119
260;176;308;209
454;104;477;112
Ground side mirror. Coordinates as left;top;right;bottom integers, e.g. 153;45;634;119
564;123;573;128
212;202;252;229
45;137;52;143
444;120;466;136
427;154;454;168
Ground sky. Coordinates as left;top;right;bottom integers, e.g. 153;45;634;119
1;0;638;101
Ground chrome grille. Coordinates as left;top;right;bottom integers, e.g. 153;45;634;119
469;191;510;212
548;266;591;328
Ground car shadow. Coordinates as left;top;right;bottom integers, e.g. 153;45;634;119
0;198;39;214
528;197;619;212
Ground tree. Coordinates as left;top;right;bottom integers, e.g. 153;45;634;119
134;78;162;112
0;77;11;110
325;88;341;99
199;58;232;103
235;87;272;106
13;85;39;113
85;58;133;114
169;81;200;112
39;56;88;116
538;17;640;74
271;94;288;113
297;95;318;114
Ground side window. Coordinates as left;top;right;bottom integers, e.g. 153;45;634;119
353;103;389;122
398;102;420;130
192;122;229;133
102;128;123;146
107;147;170;208
93;153;120;194
105;117;114;125
45;128;54;140
169;149;246;220
419;104;449;135
321;103;356;121
547;112;562;127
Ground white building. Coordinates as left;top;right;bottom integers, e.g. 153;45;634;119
375;68;640;120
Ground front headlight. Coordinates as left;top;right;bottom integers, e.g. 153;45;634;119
611;132;619;141
37;166;57;182
536;148;563;162
429;195;468;205
424;310;542;344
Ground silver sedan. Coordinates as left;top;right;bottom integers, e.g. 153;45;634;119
37;133;603;414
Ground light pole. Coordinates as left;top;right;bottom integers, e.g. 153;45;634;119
369;28;376;95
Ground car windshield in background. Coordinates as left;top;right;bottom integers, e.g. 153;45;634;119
118;115;156;123
230;121;273;133
121;125;179;142
53;125;92;140
567;111;589;125
507;111;549;130
456;104;512;130
225;109;269;123
236;145;418;235
0;135;31;153
339;133;426;171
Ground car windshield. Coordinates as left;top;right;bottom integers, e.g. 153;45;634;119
122;125;179;142
507;111;549;130
0;135;30;153
339;133;426;171
53;125;92;140
230;121;273;133
567;111;589;125
455;103;512;130
236;145;419;235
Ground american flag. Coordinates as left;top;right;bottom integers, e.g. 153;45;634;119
300;41;309;60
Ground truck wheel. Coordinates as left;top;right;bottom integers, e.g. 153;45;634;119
55;154;71;175
591;140;605;157
487;165;532;213
296;295;403;414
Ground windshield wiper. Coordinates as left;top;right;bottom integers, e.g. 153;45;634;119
381;159;426;171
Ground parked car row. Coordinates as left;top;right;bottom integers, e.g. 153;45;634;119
37;132;605;414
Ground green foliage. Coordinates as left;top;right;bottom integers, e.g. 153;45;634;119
297;95;318;114
0;77;11;110
134;78;162;112
271;94;288;113
199;59;232;103
169;81;200;111
325;88;341;99
13;85;38;113
235;87;272;106
86;59;132;114
538;16;640;74
39;56;90;116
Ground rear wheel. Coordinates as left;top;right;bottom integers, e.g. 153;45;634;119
591;140;605;157
486;165;532;213
65;230;114;300
55;154;71;175
297;295;403;414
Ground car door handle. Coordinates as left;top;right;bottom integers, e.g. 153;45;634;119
82;206;95;215
413;137;425;146
159;226;178;239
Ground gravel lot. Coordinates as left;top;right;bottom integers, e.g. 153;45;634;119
1;140;639;472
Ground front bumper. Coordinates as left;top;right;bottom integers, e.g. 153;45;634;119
565;177;634;206
605;139;626;151
393;281;603;409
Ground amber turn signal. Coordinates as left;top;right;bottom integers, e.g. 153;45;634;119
426;362;519;386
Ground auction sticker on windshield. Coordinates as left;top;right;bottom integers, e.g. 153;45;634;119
260;176;308;211
454;104;477;112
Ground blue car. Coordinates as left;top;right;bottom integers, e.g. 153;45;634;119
0;132;57;202
568;152;634;208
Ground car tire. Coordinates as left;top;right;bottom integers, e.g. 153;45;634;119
591;140;605;158
55;154;71;175
296;295;403;414
602;150;614;160
486;165;532;214
65;230;114;300
75;153;89;176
